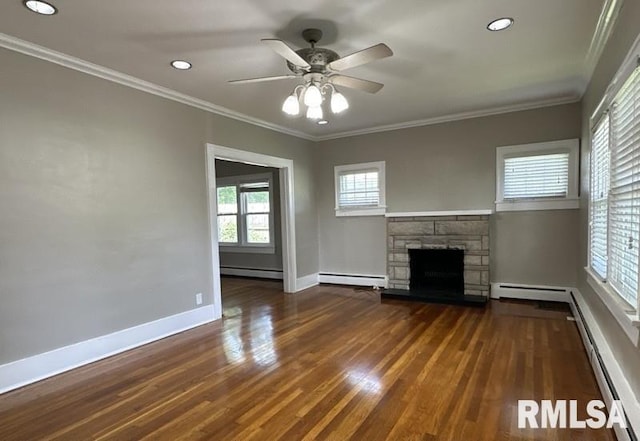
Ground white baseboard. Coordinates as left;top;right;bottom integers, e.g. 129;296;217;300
220;267;283;280
0;305;216;395
319;273;388;288
491;282;570;302
295;273;319;292
570;289;639;441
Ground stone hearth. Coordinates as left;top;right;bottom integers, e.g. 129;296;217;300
387;214;490;297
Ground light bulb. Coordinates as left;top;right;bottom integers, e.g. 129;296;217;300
303;84;323;107
331;92;349;114
282;94;300;116
306;106;323;120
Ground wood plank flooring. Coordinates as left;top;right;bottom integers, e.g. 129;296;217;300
0;278;614;440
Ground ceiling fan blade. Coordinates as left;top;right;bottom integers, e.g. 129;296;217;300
328;43;393;72
329;75;384;94
228;75;298;84
261;39;311;69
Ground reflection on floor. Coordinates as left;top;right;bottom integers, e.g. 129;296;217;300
0;277;613;440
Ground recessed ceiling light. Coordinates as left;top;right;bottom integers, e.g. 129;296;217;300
171;60;192;70
317;120;328;125
487;17;514;31
23;0;57;15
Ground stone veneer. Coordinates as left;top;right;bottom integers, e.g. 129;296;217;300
387;215;490;297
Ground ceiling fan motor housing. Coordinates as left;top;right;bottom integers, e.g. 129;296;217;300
287;48;339;74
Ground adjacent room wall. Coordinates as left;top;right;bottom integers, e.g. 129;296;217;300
578;1;640;398
0;47;317;365
215;160;283;272
315;103;581;286
205;115;319;278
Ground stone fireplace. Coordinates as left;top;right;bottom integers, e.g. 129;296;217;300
385;213;490;301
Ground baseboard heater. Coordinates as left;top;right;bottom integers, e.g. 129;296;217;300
490;282;570;303
570;291;637;441
220;266;283;280
318;273;387;288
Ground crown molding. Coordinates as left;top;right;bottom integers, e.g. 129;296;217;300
0;33;315;142
584;0;624;82
313;95;581;141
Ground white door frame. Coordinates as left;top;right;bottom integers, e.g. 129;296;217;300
205;143;297;319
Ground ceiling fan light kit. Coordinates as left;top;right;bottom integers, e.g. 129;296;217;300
230;28;392;123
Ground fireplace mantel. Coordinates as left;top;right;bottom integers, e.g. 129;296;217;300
386;209;493;218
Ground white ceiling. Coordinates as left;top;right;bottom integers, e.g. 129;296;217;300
0;0;605;139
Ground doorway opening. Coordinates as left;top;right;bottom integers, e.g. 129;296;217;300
206;144;297;320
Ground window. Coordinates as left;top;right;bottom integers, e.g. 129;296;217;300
589;114;610;279
589;65;640;309
334;161;386;216
216;173;274;253
495;139;579;211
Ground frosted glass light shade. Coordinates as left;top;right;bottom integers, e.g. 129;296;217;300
303;84;323;107
282;94;300;115
306;106;323;120
331;92;349;114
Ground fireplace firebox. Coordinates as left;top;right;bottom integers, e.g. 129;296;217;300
409;248;464;297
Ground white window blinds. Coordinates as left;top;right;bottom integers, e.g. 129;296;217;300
503;153;570;200
608;67;640;306
590;114;610;279
338;170;380;208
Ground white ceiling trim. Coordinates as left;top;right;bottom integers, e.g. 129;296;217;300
0;32;583;143
314;95;581;141
0;32;315;141
583;0;624;85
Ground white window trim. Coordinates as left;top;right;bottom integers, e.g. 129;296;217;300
334;161;386;217
585;266;640;345
217;172;275;254
495;139;580;212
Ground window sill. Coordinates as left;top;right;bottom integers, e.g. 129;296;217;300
495;198;579;212
219;245;275;254
584;266;640;345
335;207;386;217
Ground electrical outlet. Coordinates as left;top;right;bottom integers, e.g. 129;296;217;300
195;292;203;305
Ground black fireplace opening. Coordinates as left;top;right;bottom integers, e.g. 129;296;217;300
408;248;464;297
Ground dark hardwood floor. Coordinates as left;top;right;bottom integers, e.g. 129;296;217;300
0;277;613;440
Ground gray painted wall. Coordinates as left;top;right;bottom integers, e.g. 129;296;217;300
316;103;582;285
578;1;640;398
215;160;283;271
0;47;317;364
491;210;578;285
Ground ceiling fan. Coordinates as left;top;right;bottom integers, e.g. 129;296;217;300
229;28;393;121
